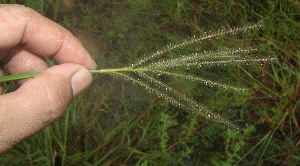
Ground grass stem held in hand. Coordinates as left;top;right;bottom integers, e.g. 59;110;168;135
0;22;277;131
0;67;148;83
0;72;41;83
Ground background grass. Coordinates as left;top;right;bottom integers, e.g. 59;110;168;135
0;0;299;165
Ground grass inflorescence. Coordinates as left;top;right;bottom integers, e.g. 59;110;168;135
0;22;276;131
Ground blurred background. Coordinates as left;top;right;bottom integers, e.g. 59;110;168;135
0;0;299;165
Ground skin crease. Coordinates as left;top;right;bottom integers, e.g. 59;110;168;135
0;4;96;153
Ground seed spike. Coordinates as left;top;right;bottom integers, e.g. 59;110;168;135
136;72;240;130
132;22;263;68
144;47;258;70
151;70;248;93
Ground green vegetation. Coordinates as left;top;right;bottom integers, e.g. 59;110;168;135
0;0;299;165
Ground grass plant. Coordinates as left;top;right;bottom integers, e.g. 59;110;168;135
0;0;299;165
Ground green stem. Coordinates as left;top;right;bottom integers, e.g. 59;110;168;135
0;72;41;83
0;67;149;83
89;67;148;73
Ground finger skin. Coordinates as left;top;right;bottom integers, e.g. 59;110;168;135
5;47;49;85
5;47;49;72
0;4;96;69
0;4;96;153
0;64;92;153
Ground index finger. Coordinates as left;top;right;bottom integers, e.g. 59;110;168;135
0;4;96;69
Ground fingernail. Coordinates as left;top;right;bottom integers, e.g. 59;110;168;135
71;67;92;97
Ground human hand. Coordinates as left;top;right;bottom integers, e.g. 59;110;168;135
0;4;96;153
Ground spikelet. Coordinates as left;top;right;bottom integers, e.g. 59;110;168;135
144;47;259;70
132;22;263;68
151;70;248;93
182;57;276;69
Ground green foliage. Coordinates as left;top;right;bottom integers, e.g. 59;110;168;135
157;110;178;151
0;0;17;3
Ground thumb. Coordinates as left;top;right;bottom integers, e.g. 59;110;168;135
0;63;92;153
